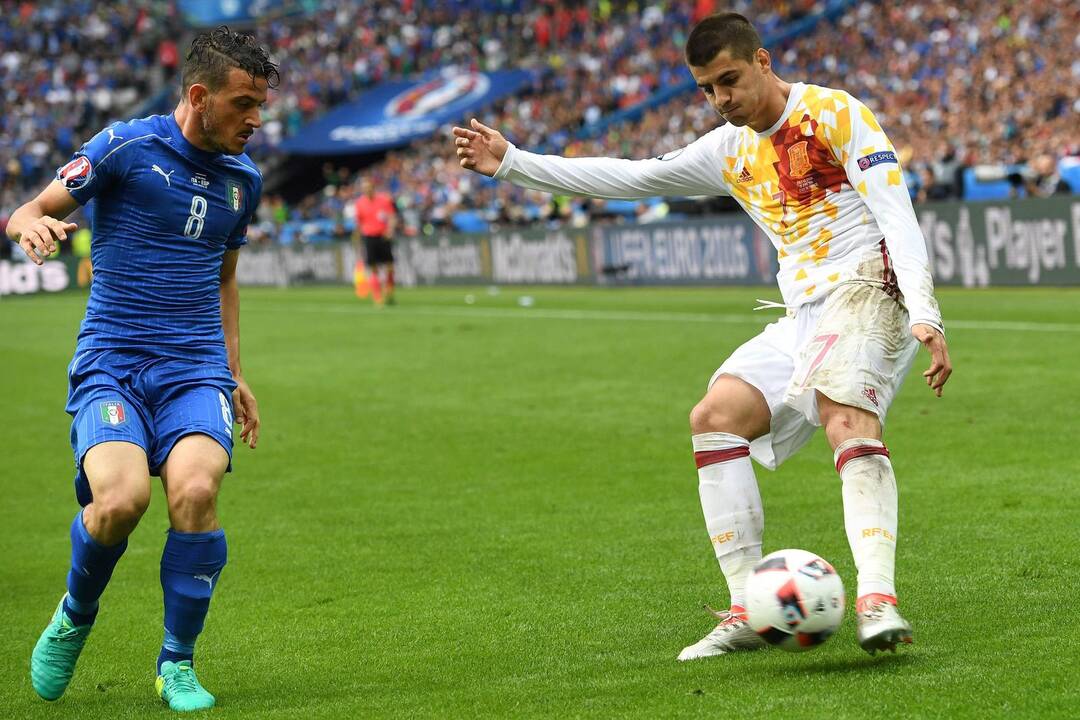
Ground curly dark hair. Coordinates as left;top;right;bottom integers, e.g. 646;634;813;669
181;25;280;93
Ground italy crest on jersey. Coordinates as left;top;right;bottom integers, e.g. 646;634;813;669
99;401;126;425
226;180;243;213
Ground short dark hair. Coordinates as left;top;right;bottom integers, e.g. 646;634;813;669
684;12;762;66
182;26;280;94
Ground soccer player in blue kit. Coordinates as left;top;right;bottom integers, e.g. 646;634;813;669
5;27;278;712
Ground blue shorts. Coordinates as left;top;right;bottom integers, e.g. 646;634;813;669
66;349;237;506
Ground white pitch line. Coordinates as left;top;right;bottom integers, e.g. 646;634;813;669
250;301;1080;333
288;303;761;325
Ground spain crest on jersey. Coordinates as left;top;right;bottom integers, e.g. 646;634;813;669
226;180;243;213
99;401;126;425
787;141;812;179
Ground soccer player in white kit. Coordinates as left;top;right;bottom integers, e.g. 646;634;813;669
453;12;952;658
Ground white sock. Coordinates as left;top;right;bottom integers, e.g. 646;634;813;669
692;432;763;609
835;438;898;599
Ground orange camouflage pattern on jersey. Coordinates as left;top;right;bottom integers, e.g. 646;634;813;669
720;86;894;297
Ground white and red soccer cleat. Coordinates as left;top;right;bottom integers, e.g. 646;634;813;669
855;593;913;654
677;605;769;661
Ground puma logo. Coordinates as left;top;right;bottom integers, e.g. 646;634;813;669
193;571;219;589
152;164;174;186
106;127;123;144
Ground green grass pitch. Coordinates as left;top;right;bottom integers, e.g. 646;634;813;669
1;285;1077;719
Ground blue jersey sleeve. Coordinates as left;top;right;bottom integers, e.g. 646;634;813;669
56;122;137;205
227;168;262;250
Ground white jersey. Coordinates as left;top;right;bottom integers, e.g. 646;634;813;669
493;82;943;332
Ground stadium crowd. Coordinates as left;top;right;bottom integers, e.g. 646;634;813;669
2;0;806;243
0;1;184;221
568;0;1080;203
803;0;1079;200
1;0;1076;247
246;0;823;239
246;0;813;152
262;0;1079;239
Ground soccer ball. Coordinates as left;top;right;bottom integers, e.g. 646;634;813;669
745;549;845;652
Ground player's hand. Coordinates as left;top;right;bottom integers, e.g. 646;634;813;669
452;119;508;177
16;217;76;265
232;376;260;449
912;323;952;397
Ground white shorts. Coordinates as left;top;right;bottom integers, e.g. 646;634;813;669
709;280;919;470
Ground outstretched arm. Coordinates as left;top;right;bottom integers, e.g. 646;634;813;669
5;181;79;265
453;118;727;200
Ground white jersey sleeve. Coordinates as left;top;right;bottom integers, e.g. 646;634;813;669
837;96;943;333
493;131;729;200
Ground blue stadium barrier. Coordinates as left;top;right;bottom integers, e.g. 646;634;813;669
600;197;664;218
1060;159;1080;192
278;218;345;245
451;210;489;233
602;200;640;218
961;168;1014;202
178;0;294;27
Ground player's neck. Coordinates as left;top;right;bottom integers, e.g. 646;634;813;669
173;103;217;153
748;76;793;133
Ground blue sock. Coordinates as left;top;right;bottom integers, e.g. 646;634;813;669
157;629;197;672
65;511;128;626
158;529;226;673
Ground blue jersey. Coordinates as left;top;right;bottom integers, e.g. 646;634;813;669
57;113;262;365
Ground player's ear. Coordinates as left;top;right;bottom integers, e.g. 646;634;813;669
755;48;770;75
187;83;211;112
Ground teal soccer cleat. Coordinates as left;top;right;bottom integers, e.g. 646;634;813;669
156;660;216;712
30;595;94;701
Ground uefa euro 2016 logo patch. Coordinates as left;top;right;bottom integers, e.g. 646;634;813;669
226;180;243;213
58;156;92;189
99;401;127;426
857;151;898;171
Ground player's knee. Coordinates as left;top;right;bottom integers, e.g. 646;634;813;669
167;474;219;517
94;484;151;527
689;399;711;432
690;397;738;434
819;400;879;446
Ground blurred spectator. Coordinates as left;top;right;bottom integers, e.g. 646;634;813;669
288;0;1077;233
4;0;1075;243
1010;155;1073;197
0;1;185;221
769;0;1079;200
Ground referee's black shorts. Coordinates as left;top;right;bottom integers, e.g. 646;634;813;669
362;235;394;265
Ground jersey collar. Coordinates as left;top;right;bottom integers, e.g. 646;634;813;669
756;82;806;138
